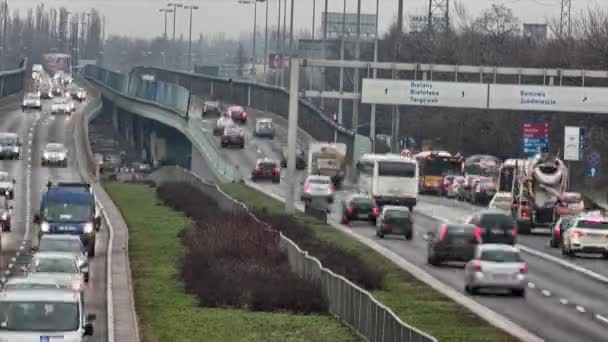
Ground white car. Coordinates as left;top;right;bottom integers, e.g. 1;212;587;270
562;212;608;258
51;98;74;114
42;142;68;167
21;92;42;110
0;288;95;340
0;171;15;199
26;251;87;288
464;244;527;297
36;235;89;275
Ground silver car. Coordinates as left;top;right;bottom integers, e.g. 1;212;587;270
254;118;274;138
42;142;68;167
35;235;89;280
301;175;335;203
0;288;95;341
26;251;87;288
464;244;527;297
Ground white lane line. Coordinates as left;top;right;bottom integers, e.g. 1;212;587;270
18;246;24;251
0;277;6;283
10;257;15;263
595;314;608;324
3;270;9;276
541;289;551;297
528;282;536;289
559;298;569;305
7;264;13;269
576;305;586;313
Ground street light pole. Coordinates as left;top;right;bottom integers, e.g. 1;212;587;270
370;0;379;153
275;0;281;86
352;0;361;132
264;0;269;74
285;0;298;213
184;5;199;71
253;1;257;75
167;3;183;42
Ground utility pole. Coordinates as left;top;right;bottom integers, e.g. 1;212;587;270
321;0;328;110
264;0;268;74
280;0;287;87
275;0;281;86
370;0;379;152
337;0;346;129
428;0;450;35
184;5;199;71
560;0;572;39
285;0;298;213
352;0;362;132
397;0;403;36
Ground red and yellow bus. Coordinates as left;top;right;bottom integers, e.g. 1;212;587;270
414;151;463;194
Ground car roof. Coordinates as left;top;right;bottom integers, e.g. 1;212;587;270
383;205;410;212
33;251;79;260
257;118;272;123
306;175;331;181
0;171;8;177
229;105;244;110
46;143;65;148
40;235;82;242
5;275;63;286
478;208;511;216
0;288;79;302
477;243;520;252
0;132;17;138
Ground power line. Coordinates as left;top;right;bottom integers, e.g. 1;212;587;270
428;0;449;35
559;0;571;39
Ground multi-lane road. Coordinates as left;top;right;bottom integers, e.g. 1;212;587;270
0;81;108;341
188;96;608;342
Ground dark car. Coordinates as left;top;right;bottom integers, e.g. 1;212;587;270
457;175;479;202
227;105;247;123
465;209;517;245
375;206;413;240
549;216;575;248
202;101;222;117
280;146;307;170
0;196;13;231
340;194;378;225
470;177;496;205
427;223;478;266
251;158;280;183
213;117;235;136
220;127;245;148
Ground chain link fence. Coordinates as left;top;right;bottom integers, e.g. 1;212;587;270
147;166;437;342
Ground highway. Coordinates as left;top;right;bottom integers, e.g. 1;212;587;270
0;80;108;341
188;95;608;342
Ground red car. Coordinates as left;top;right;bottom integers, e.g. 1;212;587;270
226;105;247;123
220;127;245;148
251;158;280;183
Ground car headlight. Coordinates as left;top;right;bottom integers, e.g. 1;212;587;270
41;222;50;232
83;222;94;233
43;152;49;159
71;279;83;291
1;212;7;220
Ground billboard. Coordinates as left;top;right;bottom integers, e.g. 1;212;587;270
321;12;377;36
297;39;340;58
564;126;585;161
361;79;487;108
488;84;608;113
409;15;447;33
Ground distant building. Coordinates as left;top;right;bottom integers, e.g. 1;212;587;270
523;24;547;46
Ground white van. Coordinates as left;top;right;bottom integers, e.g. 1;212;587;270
368;154;419;211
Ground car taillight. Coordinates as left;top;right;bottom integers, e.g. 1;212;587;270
227;111;232;118
383;223;388;229
437;224;448;242
519;263;527;274
520;209;529;218
475;185;482;193
346;204;353;214
578;201;585;210
555;224;561;236
511;227;517;237
304;183;311;192
328;184;335;193
273;167;280;175
570;230;585;238
372;207;379;216
473;260;482;272
242;111;247;117
473;226;483;243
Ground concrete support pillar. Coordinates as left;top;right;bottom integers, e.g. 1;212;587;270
247;85;251;107
136;118;144;151
150;130;158;168
210;81;214;98
112;104;118;133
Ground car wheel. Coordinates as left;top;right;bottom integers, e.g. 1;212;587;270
272;177;280;183
469;286;479;295
549;237;558;248
340;215;349;224
602;253;608;259
464;284;470;293
428;256;441;266
240;143;245;149
221;142;227;148
517;221;531;235
377;232;384;239
281;160;287;168
405;231;413;240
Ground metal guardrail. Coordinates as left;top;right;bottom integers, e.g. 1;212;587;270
0;58;27;97
147;166;438;342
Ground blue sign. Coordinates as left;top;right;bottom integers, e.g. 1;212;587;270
579;128;585;159
40;337;50;342
523;138;548;156
588;167;598;177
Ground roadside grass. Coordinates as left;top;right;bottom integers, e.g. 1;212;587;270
221;182;520;342
104;182;361;342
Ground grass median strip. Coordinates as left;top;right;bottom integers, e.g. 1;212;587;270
221;183;520;342
105;182;361;342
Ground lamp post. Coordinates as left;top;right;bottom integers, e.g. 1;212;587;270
183;5;199;71
159;8;173;40
285;0;297;213
167;3;183;42
264;0;269;74
237;0;260;76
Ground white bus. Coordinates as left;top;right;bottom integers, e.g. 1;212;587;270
356;154;419;210
355;153;387;195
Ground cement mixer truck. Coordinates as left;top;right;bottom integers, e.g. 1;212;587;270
511;153;568;234
308;143;347;187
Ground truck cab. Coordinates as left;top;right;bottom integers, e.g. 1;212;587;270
34;182;101;257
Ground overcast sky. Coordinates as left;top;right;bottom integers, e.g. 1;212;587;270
12;0;605;40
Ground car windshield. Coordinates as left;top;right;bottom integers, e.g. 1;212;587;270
39;239;82;254
230;107;243;113
576;220;608;230
33;257;77;273
0;174;10;182
480;213;514;229
309;178;330;184
0;301;79;332
386;210;410;218
43;202;91;222
46;144;64;152
0;136;17;145
480;250;521;262
494;197;511;204
25;94;38;100
258;121;272;128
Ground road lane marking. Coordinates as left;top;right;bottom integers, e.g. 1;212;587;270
559;298;568;305
7;264;13;269
528;282;536;289
576;305;586;313
3;270;9;276
541;289;551;297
